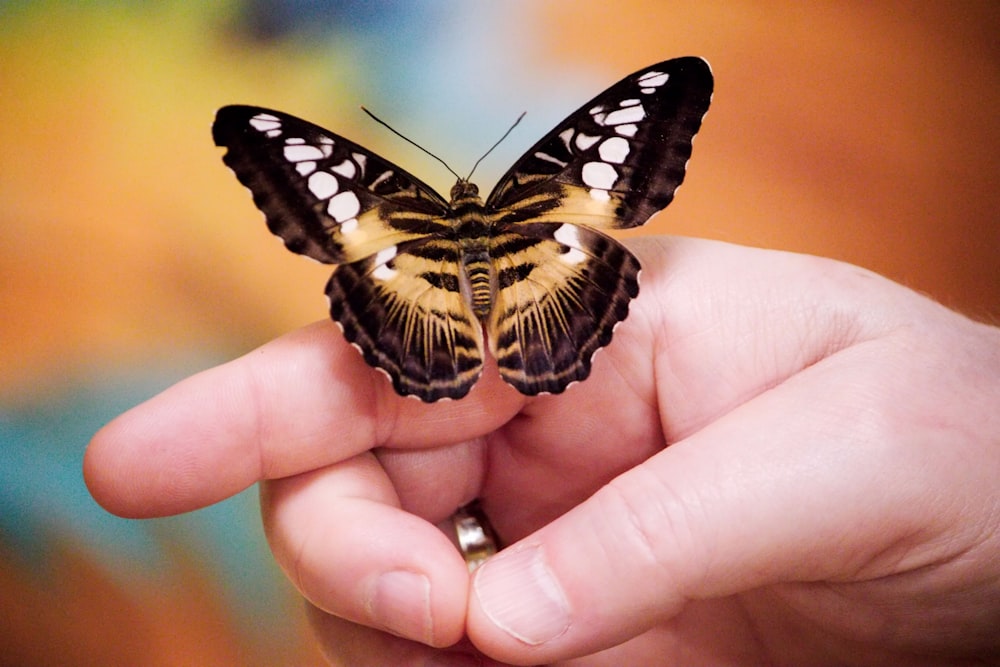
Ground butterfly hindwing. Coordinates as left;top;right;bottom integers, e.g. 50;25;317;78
486;57;713;231
213;105;451;264
326;237;485;401
486;223;640;395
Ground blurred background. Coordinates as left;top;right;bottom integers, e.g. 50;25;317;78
1;2;997;664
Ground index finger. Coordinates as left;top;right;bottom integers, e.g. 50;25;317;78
83;320;523;518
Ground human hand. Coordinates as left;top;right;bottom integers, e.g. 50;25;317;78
85;237;1000;665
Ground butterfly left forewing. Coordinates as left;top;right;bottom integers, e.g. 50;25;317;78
486;223;639;395
486;57;713;231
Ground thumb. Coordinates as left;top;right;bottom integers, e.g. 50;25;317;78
465;350;935;664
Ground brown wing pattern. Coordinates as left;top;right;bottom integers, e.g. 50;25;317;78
213;106;450;264
487;57;713;231
486;222;639;395
326;237;485;401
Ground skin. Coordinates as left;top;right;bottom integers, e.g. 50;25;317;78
85;237;1000;666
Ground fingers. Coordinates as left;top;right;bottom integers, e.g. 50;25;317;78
307;604;511;667
465;337;971;664
84;321;522;518
262;451;470;648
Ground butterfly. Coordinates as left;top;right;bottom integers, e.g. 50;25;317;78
212;56;713;402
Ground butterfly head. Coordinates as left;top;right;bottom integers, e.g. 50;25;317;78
450;179;481;203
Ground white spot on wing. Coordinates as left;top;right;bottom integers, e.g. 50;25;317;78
638;71;669;88
602;105;645;126
598;137;630;163
553;223;580;246
582;161;618;190
574;133;601;151
562;247;587;264
284;143;325;162
371;246;398;281
615;123;638;137
553;224;587;265
327;191;360;222
331;159;356;178
558;128;574;150
249;114;281;133
295;161;316;176
340;217;358;234
370;170;394;189
308;171;338;199
534;151;568;167
352;153;368;176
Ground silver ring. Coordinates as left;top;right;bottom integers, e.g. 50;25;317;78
452;500;499;572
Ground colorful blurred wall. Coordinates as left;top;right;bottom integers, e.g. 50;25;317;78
1;2;997;664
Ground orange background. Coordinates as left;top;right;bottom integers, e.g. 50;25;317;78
1;3;996;664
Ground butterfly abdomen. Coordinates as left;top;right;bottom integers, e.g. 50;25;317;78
449;180;495;320
463;246;493;320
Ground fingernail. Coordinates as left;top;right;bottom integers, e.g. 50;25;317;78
368;570;432;642
473;544;570;645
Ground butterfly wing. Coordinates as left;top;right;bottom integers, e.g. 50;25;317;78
327;237;485;401
213;106;484;400
487;223;639;395
212;105;452;263
484;58;713;393
486;57;712;229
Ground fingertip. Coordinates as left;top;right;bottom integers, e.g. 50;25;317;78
264;468;471;648
471;544;570;647
463;464;695;663
307;604;496;667
84;412;166;518
83;419;126;515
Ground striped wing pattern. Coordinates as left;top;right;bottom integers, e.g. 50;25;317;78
212;57;713;401
325;237;485;400
486;223;640;396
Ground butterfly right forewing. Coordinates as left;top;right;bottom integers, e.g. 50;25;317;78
213;105;451;264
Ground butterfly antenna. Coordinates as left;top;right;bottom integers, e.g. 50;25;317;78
361;106;461;181
466;111;526;181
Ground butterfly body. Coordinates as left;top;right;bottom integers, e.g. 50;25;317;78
213;57;713;401
443;181;493;318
